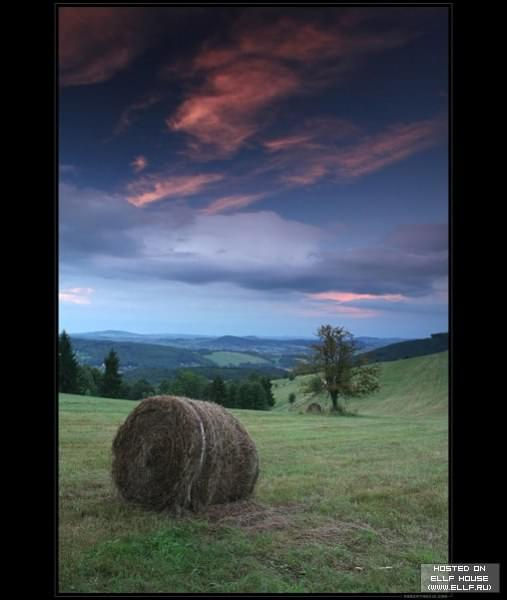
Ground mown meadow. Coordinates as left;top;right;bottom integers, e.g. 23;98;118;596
59;351;448;593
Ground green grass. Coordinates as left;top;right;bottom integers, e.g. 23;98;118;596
204;351;270;366
59;352;448;593
273;351;448;416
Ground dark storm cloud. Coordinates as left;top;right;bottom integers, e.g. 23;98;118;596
59;182;194;261
60;182;446;299
385;224;448;253
59;183;140;258
145;246;447;298
59;7;206;87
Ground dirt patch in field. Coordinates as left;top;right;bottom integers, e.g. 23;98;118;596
194;499;384;544
199;500;298;532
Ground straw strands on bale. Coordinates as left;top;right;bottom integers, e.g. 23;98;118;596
112;395;259;513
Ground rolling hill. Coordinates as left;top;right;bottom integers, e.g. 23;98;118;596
71;330;408;355
68;331;419;385
70;338;214;370
273;351;448;417
360;333;448;363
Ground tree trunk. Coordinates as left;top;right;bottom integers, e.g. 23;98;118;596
330;391;345;414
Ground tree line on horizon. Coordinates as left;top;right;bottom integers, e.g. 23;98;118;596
58;330;275;410
59;324;382;414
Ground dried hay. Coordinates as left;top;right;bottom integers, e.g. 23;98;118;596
202;500;294;532
306;402;322;414
112;395;259;513
199;500;384;544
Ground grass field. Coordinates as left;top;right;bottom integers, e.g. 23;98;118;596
59;352;448;593
204;350;270;366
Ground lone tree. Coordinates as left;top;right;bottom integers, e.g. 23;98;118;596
304;324;380;414
59;330;80;393
101;349;123;398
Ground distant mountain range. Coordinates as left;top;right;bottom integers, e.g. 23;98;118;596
71;330;407;354
68;329;445;385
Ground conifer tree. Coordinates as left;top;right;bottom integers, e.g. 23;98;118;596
101;349;123;398
58;330;80;393
207;376;227;405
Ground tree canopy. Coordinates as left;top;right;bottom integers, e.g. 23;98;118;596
304;324;380;413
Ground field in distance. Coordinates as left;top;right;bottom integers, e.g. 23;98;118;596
204;351;271;367
59;352;448;593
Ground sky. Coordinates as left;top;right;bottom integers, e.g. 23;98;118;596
58;6;448;338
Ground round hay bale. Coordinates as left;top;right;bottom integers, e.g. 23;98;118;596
306;402;322;414
112;395;259;513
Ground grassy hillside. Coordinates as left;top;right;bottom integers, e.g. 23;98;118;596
273;351;448;417
205;351;271;367
59;376;448;592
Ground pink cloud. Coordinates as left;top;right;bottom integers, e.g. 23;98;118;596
264;118;359;159
293;305;380;318
168;16;414;157
264;134;318;153
59;287;94;305
126;173;223;207
238;18;412;64
196;17;412;68
192;47;239;71
268;117;443;187
168;58;299;156
200;193;266;215
308;291;407;303
282;164;328;186
266;117;360;148
59;8;150;86
131;156;148;173
239;19;341;63
325;305;380;317
334;119;442;179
